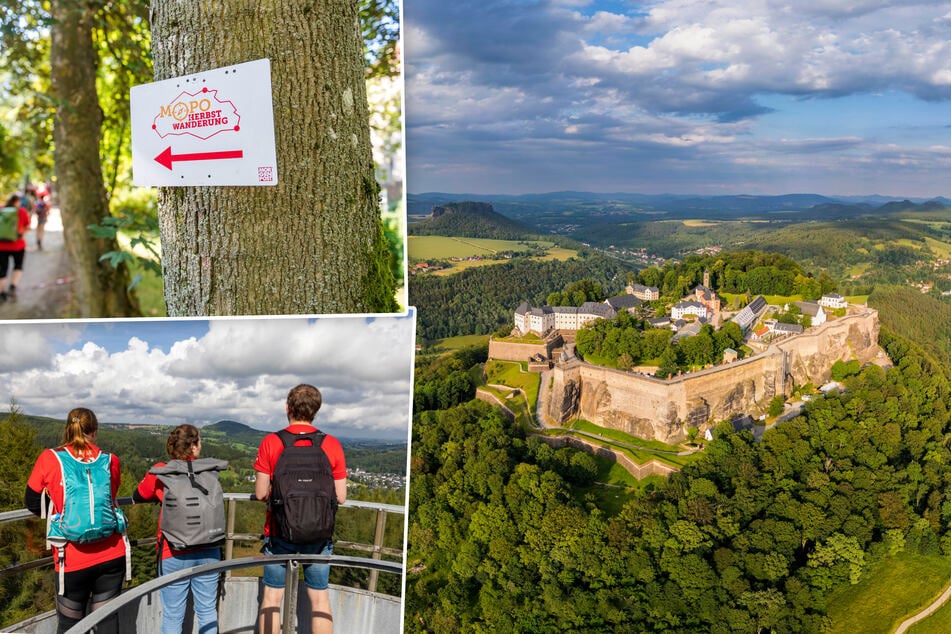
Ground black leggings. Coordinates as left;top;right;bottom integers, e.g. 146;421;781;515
54;556;125;634
0;249;25;278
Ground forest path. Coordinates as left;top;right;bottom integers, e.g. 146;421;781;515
0;207;74;319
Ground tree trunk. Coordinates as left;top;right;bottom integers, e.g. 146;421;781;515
150;0;397;315
49;0;140;317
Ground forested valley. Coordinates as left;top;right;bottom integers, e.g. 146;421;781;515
406;330;951;631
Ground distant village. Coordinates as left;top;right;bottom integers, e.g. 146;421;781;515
347;467;406;491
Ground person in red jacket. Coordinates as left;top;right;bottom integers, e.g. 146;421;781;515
134;424;221;634
0;193;30;302
25;408;127;634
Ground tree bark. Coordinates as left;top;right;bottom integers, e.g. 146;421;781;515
49;0;140;317
150;0;397;315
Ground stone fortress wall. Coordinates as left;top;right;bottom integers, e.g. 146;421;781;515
545;308;882;444
488;333;563;362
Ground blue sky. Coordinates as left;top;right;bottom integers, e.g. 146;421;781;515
405;0;951;197
0;314;415;440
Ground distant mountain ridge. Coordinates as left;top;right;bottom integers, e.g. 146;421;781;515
408;191;951;222
408;201;534;239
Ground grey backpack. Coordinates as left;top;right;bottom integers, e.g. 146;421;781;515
149;458;229;551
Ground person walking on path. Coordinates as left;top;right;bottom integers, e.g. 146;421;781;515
0;193;31;302
134;424;223;634
33;193;50;250
254;384;347;634
24;408;128;634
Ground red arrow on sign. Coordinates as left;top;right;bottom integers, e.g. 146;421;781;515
154;146;244;171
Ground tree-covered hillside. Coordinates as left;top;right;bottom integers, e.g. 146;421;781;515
408;202;534;240
406;336;951;631
869;286;951;368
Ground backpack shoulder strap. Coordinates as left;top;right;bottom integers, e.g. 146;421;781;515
276;429;320;448
151;458;229;476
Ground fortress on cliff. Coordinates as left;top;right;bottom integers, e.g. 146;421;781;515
491;292;885;443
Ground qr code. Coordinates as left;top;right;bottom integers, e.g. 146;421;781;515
258;166;274;182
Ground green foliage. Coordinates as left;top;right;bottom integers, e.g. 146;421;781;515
768;395;785;417
0;405;41;511
871;286;951;369
830;359;862;381
381;199;404;288
546;278;603;306
0;122;22;190
414;346;487;413
360;0;400;79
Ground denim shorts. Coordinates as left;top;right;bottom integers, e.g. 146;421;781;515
262;536;333;590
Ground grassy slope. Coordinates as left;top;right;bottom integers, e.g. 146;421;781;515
826;553;951;634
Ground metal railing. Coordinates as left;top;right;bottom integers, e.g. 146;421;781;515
64;554;403;634
0;493;405;592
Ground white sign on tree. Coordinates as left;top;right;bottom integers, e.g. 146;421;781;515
131;58;278;187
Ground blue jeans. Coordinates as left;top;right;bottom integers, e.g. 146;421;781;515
159;547;220;634
262;537;332;590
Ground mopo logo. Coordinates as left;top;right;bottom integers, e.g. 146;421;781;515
152;87;240;140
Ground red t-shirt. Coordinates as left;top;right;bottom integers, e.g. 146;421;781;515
253;424;346;537
136;460;209;560
27;445;126;572
0;206;30;252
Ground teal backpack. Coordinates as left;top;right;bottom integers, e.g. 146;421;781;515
0;207;19;242
45;449;131;592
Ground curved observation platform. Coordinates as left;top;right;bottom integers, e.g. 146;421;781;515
0;495;405;634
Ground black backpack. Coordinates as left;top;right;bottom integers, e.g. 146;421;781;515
268;430;338;544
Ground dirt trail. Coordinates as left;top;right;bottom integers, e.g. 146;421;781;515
0;208;75;319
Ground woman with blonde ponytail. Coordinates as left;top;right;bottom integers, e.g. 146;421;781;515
61;408;98;459
24;408;128;633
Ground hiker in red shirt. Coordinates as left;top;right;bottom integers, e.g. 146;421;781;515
0;193;30;302
25;408;128;634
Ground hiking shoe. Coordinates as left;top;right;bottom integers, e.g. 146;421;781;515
0;292;8;303
7;286;15;299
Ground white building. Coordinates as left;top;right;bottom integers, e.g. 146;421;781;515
514;301;617;336
671;301;709;320
819;293;847;310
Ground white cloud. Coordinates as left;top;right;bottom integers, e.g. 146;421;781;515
0;316;414;439
406;0;951;195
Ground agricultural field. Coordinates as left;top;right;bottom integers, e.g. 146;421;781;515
409;235;578;275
